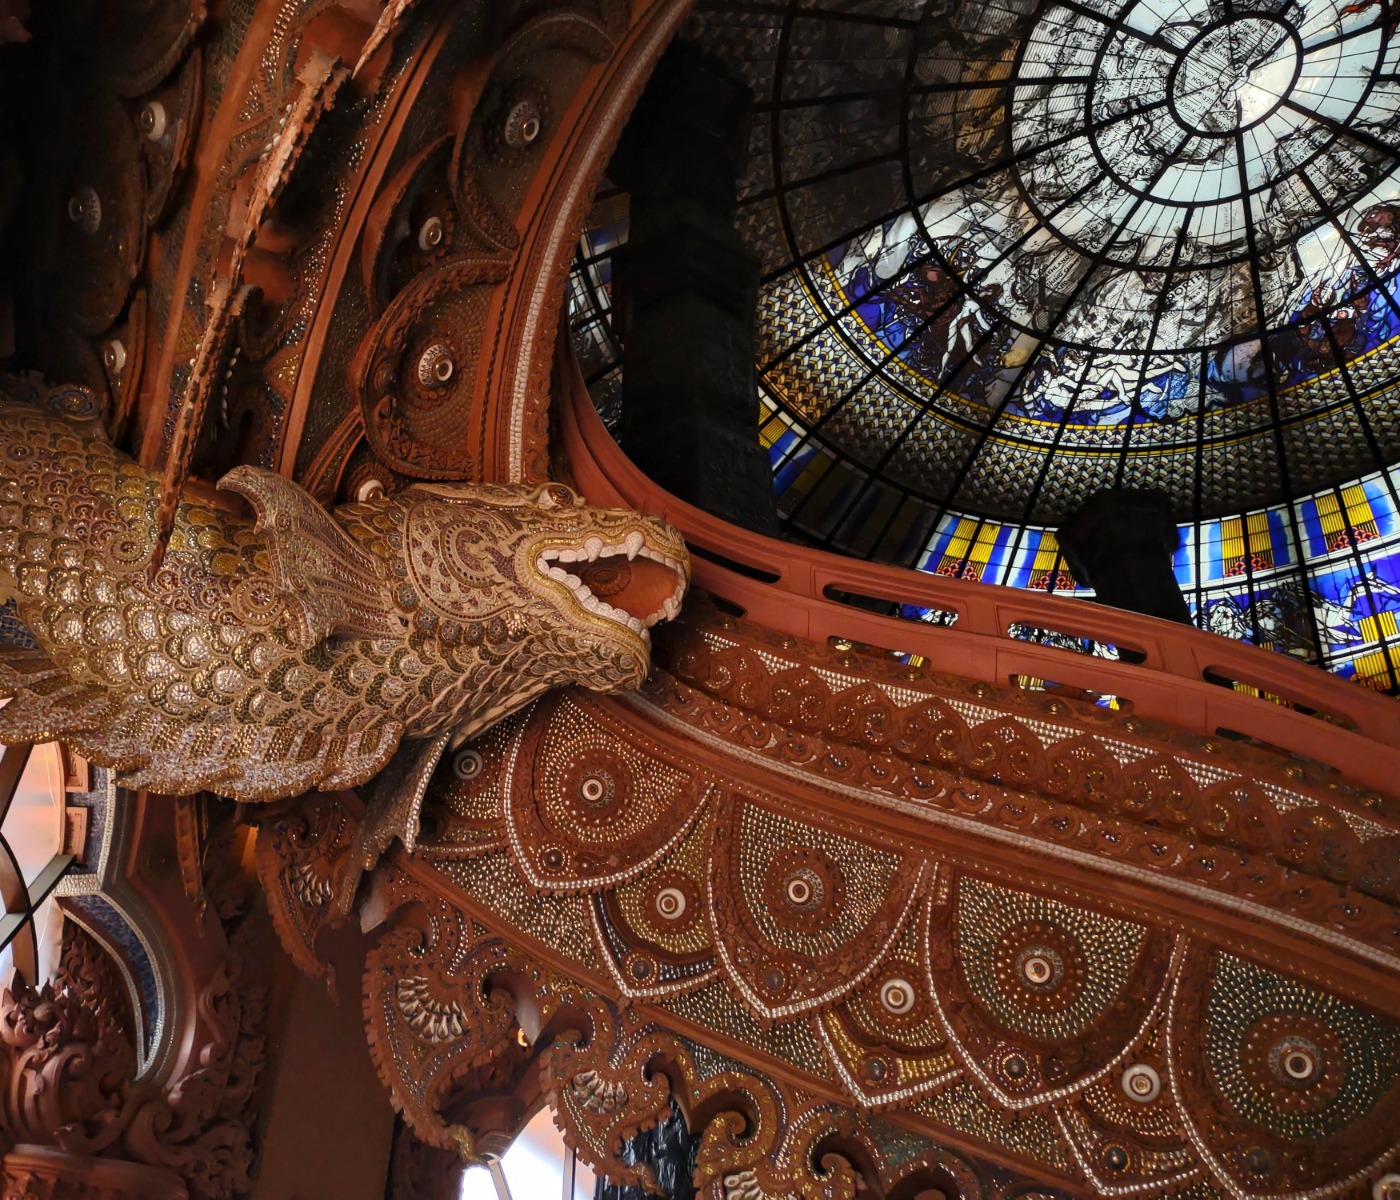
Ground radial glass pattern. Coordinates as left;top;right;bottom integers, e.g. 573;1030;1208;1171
567;0;1400;690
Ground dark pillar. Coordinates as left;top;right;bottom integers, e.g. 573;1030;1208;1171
608;41;778;534
1057;488;1191;624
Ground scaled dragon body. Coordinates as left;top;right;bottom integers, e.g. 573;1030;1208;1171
0;385;689;818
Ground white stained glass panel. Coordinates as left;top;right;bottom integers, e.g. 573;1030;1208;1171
0;740;69;987
459;1106;597;1200
9;743;63;886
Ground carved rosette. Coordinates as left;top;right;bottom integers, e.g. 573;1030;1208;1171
708;796;925;1024
504;693;710;891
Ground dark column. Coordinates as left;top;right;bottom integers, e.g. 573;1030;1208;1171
608;40;778;534
1057;488;1191;624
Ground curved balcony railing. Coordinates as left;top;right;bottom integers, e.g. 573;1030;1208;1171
555;336;1400;799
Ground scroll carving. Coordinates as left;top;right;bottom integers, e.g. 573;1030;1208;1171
0;925;265;1200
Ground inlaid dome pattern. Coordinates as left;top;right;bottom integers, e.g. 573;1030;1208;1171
568;0;1400;691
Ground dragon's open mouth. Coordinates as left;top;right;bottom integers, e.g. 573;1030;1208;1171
538;535;686;640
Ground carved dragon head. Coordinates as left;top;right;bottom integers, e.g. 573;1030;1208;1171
523;484;689;690
399;481;689;696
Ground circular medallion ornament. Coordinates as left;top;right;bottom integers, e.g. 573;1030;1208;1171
1239;1012;1344;1114
642;872;700;935
988;1044;1041;1092
1103;1146;1130;1174
138;100;167;141
490;80;550;158
992;921;1087;1015
763;846;845;933
1275;1038;1321;1082
880;976;917;1016
579;772;611;805
1021;951;1059;987
867;962;930;1028
417;215;445;251
656;887;687;919
103;338;126;377
453;748;484;781
558;750;633;828
415;343;455;390
1122;1063;1163;1103
622;952;657;986
1373;1174;1400;1200
861;1055;892;1084
503;99;542;147
229;577;285;627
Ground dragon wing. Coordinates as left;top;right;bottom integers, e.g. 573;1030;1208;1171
218;466;403;644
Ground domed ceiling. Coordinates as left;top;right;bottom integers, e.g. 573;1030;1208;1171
569;0;1400;689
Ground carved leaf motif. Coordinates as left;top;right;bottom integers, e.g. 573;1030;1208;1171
396;976;469;1045
708;794;924;1022
1167;949;1400;1198
506;693;707;891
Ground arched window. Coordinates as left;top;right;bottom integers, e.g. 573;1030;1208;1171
0;738;75;986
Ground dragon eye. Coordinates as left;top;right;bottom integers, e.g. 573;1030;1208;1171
541;484;577;509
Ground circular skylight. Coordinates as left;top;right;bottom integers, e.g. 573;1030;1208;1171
567;1;1400;689
906;0;1400;390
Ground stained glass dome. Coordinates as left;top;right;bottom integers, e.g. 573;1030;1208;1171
568;0;1400;689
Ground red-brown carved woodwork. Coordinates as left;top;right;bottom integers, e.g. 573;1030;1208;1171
708;793;926;1025
355;861;1086;1200
258;623;1400;1197
352;253;511;478
652;603;1400;1005
253;791;362;985
1168;948;1400;1198
363;868;570;1159
345;3;625;483
505;693;709;891
0;924;265;1200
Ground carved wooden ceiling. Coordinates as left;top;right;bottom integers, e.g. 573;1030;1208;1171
3;1;1400;1199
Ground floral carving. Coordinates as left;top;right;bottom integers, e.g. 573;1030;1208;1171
0;925;264;1200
